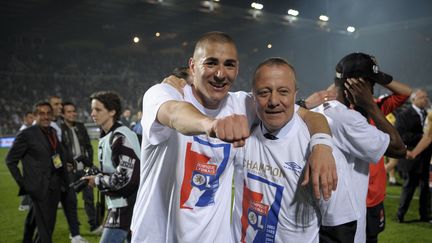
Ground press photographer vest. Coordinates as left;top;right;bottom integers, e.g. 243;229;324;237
99;125;140;209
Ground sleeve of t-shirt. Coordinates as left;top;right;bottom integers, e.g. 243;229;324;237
142;83;184;145
376;93;409;115
333;109;390;163
235;92;257;126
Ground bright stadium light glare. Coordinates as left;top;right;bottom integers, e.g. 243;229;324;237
133;36;140;43
251;2;263;10
267;43;272;49
287;9;299;16
347;26;356;32
155;32;161;37
213;0;220;2
319;15;329;22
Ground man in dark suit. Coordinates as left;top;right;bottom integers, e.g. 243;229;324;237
6;101;68;243
396;88;432;222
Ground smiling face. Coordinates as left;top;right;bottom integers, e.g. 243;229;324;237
189;41;239;109
253;63;297;132
35;105;53;128
63;104;77;125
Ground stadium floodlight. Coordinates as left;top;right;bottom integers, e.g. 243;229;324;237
319;15;329;22
155;32;161;37
133;36;140;43
201;0;220;12
287;9;299;16
251;2;263;10
347;26;356;32
267;43;272;49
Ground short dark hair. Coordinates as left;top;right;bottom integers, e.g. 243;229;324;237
48;95;61;102
252;57;297;89
23;111;33;117
333;77;345;89
33;101;52;114
62;101;76;113
90;91;122;121
193;31;237;59
172;66;190;80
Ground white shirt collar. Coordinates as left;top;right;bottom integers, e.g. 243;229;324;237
261;115;295;139
412;104;422;114
412;104;426;126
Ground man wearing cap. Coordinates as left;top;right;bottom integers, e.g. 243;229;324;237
310;52;407;243
339;54;411;243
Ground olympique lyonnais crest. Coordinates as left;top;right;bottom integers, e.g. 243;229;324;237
180;136;231;209
241;173;284;243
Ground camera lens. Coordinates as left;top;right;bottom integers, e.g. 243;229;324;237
72;179;88;192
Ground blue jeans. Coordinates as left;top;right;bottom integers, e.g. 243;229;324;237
100;228;129;243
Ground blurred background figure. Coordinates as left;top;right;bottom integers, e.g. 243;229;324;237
60;101;102;234
131;110;142;142
49;95;89;243
395;89;432;223
48;95;63;141
406;110;432;159
172;66;193;85
19;112;34;131
17;111;35;212
120;108;132;128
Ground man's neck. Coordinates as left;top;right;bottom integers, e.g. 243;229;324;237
65;120;74;128
38;125;50;132
191;86;221;110
101;120;114;133
334;87;349;107
52;116;61;122
412;104;423;111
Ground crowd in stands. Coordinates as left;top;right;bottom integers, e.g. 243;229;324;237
1;44;252;136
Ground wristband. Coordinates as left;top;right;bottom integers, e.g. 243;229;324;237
309;133;333;152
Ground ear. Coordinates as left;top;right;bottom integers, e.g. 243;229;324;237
189;57;195;75
235;61;240;77
109;110;116;118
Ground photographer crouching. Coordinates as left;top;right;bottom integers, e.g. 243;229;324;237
83;91;140;243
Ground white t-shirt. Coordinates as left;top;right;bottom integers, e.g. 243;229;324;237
131;84;254;243
232;113;358;243
312;100;390;243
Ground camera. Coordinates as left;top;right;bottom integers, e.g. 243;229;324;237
70;166;101;192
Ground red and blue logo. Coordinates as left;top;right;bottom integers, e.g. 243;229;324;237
241;173;284;243
180;136;231;209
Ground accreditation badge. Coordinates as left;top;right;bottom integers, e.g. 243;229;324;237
52;154;63;169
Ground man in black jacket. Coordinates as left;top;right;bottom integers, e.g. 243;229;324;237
6;101;68;243
396;89;432;223
61;101;100;233
49;97;89;243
